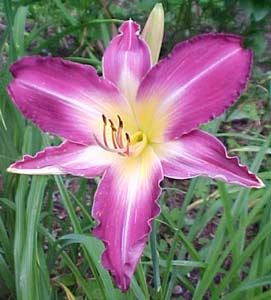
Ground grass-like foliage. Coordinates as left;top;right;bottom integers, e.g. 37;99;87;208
0;0;270;299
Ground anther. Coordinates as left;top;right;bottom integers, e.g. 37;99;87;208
117;115;124;148
125;132;130;142
117;115;123;128
102;114;108;148
99;114;147;158
102;114;107;125
109;119;116;130
109;119;117;149
125;133;130;155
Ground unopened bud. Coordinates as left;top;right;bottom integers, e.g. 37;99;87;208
142;3;164;65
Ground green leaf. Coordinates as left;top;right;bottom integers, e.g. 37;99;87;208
59;233;118;299
13;6;28;58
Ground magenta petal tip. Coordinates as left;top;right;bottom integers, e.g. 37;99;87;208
159;130;264;189
92;150;163;292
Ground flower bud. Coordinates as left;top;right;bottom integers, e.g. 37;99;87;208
142;3;164;65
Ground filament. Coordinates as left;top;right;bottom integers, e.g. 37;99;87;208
99;114;145;158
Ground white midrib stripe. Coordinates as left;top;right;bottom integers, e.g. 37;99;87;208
165;48;241;104
17;79;96;115
121;166;139;265
121;184;135;264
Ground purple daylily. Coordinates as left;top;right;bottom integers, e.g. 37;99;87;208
7;20;263;291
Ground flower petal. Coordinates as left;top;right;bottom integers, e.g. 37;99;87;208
103;20;151;104
136;34;252;142
155;130;264;188
7;141;114;177
8;56;132;145
92;147;163;291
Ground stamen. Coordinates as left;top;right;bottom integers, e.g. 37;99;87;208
117;115;123;128
102;114;107;125
94;134;126;154
99;115;147;158
102;114;108;148
125;133;130;156
117;115;124;148
109;119;118;149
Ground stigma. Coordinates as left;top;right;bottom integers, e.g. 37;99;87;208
95;114;147;158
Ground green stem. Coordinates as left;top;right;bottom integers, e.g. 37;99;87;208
150;220;161;296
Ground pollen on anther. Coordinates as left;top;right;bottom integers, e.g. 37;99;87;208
125;133;130;155
99;114;132;156
117;115;124;148
125;132;130;143
109;119;117;131
102;114;108;148
102;114;107;125
117;115;123;128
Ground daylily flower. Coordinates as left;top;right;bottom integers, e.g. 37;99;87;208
7;20;264;292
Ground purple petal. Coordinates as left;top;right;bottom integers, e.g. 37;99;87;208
7;141;114;177
135;34;252;142
8;56;131;145
155;130;264;188
103;20;151;104
92;147;163;291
